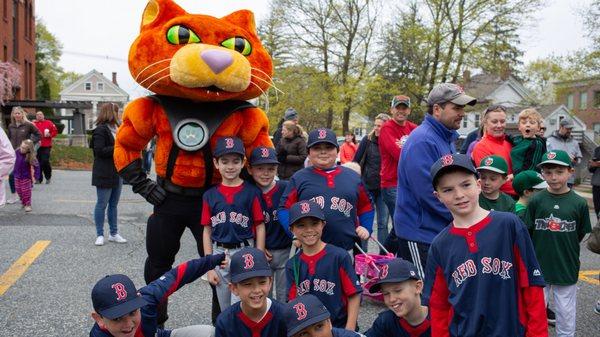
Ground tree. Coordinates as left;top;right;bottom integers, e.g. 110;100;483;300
0;62;21;105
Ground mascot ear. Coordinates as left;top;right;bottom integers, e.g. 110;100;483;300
222;10;257;35
140;0;186;29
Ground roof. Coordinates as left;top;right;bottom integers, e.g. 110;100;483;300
554;75;600;86
60;69;129;98
463;73;532;103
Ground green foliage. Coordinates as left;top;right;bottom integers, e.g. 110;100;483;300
49;144;93;168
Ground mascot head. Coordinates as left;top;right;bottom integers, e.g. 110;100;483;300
129;0;273;102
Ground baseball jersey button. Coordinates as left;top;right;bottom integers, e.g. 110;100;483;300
469;243;474;247
467;231;472;236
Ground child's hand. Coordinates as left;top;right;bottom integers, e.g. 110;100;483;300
219;254;229;269
207;270;220;285
292;238;302;248
356;226;369;240
264;249;273;262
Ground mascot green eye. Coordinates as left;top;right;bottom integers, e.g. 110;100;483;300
221;37;252;56
166;25;201;44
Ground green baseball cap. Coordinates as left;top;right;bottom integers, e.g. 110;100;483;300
538;150;572;168
512;170;548;195
476;155;508;174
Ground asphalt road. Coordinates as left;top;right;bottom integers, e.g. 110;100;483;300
0;169;598;336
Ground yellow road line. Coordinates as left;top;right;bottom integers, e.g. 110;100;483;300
0;241;51;296
579;270;599;286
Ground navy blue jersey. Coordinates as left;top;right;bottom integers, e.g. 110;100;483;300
261;180;292;250
286;244;362;328
89;255;224;337
423;211;546;337
365;310;431;337
201;182;264;244
332;328;365;337
214;298;287;337
279;166;374;250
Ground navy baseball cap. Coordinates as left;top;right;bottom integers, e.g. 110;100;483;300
430;153;478;188
249;146;279;166
289;200;325;226
213;136;245;158
91;274;148;319
284;294;331;337
230;247;273;283
370;259;421;293
307;128;338;149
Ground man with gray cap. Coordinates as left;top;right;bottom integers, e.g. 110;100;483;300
273;108;299;146
393;83;476;277
546;118;582;187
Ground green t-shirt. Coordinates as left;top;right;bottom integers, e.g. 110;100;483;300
510;135;546;174
479;192;516;213
515;202;527;222
524;189;592;285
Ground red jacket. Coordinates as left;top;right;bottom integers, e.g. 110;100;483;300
33;119;58;148
339;141;358;164
378;119;417;188
471;133;516;196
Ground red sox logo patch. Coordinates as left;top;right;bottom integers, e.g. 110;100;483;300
441;154;454;166
300;202;311;214
261;148;269;157
380;264;389;279
242;253;254;269
484;158;493;166
225;138;234;149
111;283;127;301
318;129;327;139
293;303;308;320
547;152;556;160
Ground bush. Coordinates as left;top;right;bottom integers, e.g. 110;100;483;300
50;145;93;170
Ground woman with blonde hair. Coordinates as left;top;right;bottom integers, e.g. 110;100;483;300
91;103;126;246
6;106;40;204
276;120;307;179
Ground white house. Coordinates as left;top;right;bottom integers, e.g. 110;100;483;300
59;70;129;132
459;72;534;135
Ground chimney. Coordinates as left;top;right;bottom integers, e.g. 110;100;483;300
112;72;118;86
462;70;471;83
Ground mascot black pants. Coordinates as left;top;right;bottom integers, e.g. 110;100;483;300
145;191;220;324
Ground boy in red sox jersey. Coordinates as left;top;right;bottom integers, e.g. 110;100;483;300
423;154;547;337
366;259;430;337
285;200;362;331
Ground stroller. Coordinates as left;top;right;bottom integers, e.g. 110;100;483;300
354;237;395;303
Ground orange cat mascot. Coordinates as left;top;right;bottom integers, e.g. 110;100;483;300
114;0;273;324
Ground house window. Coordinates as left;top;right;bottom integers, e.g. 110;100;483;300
594;91;600;108
3;0;7;20
12;0;18;60
566;93;573;109
462;116;468;128
580;92;587;109
97;83;104;91
84;82;92;91
474;114;480;128
593;123;600;136
3;45;6;62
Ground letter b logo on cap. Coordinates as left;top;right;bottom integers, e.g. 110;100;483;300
318;129;327;139
293;303;308;320
441;154;454;166
111;283;128;301
225;138;234;149
301;202;311;214
261;148;269;157
242;253;254;269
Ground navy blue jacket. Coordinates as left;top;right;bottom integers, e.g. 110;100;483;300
215;299;287;337
365;309;431;337
394;114;458;244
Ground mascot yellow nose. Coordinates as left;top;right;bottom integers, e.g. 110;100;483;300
201;50;234;75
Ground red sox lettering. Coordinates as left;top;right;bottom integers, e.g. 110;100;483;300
452;257;513;287
210;211;250;228
308;195;353;217
294;303;308;320
296;279;336;296
242;253;254;269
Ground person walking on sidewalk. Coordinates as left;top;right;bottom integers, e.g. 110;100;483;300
32;111;58;184
0;127;16;207
91;103;127;246
13;139;39;212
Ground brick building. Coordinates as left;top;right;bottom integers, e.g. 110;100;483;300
1;0;36;101
554;76;600;142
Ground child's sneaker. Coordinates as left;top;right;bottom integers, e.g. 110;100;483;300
95;236;105;246
594;301;600;316
547;307;556;326
108;234;127;243
24;206;32;212
6;194;18;204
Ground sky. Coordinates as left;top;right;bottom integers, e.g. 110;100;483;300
36;0;594;99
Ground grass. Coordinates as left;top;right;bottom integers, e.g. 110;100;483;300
49;145;93;170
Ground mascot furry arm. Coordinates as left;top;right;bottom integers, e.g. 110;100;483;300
114;0;273;204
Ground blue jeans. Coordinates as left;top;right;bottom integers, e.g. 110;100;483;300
381;187;397;222
372;189;390;245
94;179;123;236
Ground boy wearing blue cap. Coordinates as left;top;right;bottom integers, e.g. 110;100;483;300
215;247;287;337
90;254;225;337
365;259;430;337
247;146;292;302
285;200;362;331
278;128;374;252
423;153;547;337
284;294;366;337
202;136;267;311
